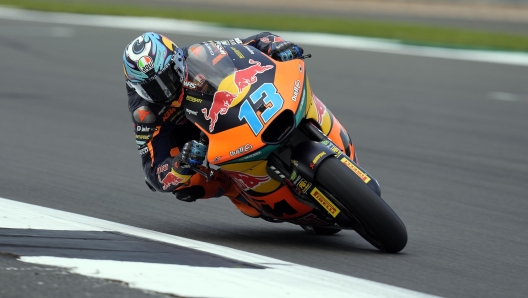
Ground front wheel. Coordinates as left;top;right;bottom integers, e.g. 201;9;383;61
314;157;407;253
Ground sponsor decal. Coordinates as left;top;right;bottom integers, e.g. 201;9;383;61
244;46;255;54
321;140;330;145
231;46;245;59
138;56;154;73
291;159;299;167
136;125;155;133
298;63;303;74
220;40;230;45
183;81;196;89
296;179;312;193
135;134;151;140
201;91;238;132
139;146;149;155
156;164;169;174
260;35;284;43
204;43;215;55
234;38;242;44
172;109;185;123
229;143;253;156
162;107;176;122
201;59;274;132
340;157;371;183
329;144;342;157
233;59;274;93
193;74;206;86
158;106;167;115
310;187;340;217
185;95;202;103
312;151;327;164
298;88;305;114
212;156;222;163
292;80;301;101
290;171;298;180
240;150;262;160
137;108;151;122
293;176;302;185
223;170;270;191
312;93;326;124
158;172;184;190
186;108;198;116
214;41;227;55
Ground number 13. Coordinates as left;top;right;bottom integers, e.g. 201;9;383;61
238;83;284;135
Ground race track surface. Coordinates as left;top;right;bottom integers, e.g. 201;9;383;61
1;19;527;297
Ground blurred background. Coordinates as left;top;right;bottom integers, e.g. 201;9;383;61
0;1;527;297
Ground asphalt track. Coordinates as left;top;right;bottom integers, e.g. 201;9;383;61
0;18;527;298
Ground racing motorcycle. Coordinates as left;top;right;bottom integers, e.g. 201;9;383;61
180;42;407;253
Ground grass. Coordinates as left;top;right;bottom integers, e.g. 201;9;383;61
1;0;528;52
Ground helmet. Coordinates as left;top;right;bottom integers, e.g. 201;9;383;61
123;32;186;104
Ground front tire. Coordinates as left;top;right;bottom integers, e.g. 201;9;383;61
314;157;407;253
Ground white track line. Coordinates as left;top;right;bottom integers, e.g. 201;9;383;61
0;197;435;298
1;6;528;67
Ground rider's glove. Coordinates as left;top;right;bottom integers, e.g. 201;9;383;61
269;41;304;61
173;140;207;174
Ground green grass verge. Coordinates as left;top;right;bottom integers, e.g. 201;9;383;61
1;0;528;52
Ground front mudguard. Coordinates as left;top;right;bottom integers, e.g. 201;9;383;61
290;141;335;181
290;141;381;197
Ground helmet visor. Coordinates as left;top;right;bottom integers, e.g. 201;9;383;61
137;64;182;103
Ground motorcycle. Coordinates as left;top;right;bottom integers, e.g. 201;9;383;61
180;42;407;253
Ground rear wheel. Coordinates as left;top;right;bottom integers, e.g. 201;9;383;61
301;225;342;235
314;157;407;253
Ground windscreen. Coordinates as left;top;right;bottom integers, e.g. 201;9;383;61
184;41;238;95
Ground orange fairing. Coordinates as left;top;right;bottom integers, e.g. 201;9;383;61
221;160;281;195
202;59;306;165
219;159;312;219
305;81;355;156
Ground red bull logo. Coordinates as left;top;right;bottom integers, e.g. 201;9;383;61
312;92;326;124
201;59;274;132
233;59;274;93
201;91;238;132
224;170;270;191
158;172;184;190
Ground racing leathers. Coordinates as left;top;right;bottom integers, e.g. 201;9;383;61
127;32;294;214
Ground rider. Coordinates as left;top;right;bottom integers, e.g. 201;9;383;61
123;32;304;218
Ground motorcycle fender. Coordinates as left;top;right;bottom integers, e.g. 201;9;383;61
290;141;335;181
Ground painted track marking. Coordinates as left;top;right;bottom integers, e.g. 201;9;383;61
0;197;435;297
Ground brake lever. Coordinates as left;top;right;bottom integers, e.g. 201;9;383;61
300;54;312;60
191;166;211;182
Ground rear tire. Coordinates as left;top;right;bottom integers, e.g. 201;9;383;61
301;225;342;235
314;157;407;253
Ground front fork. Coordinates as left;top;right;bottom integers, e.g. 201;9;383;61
267;121;381;202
